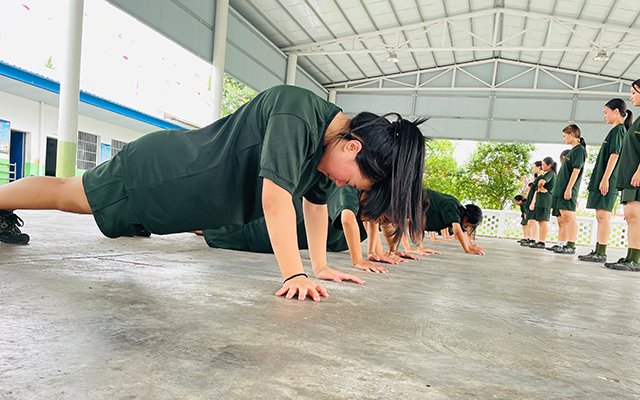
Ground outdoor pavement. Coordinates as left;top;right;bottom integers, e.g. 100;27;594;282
1;210;639;399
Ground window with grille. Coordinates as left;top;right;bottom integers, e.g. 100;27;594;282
77;131;98;171
111;139;127;157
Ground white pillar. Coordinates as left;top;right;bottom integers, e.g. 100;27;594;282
56;0;84;177
285;53;298;85
328;89;337;104
211;0;229;121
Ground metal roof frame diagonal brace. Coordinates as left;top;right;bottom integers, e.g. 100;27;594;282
326;59;631;96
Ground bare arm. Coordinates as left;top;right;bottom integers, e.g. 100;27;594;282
563;169;581;200
341;211;388;273
452;222;485;255
599;153;619;196
263;179;326;301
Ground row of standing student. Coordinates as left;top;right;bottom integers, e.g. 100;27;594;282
516;84;640;271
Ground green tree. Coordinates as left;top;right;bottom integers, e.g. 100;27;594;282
462;142;534;210
220;74;257;117
422;139;464;200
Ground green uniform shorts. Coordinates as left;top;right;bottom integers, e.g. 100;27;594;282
533;206;551;222
621;188;640;204
586;190;618;212
82;153;144;238
552;196;576;217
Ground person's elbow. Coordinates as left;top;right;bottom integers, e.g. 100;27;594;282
341;210;357;229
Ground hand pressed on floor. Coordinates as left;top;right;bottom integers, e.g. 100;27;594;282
316;266;365;284
275;276;328;301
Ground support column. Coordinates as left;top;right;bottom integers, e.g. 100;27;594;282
56;0;84;178
211;0;229;121
328;89;337;104
285;53;298;85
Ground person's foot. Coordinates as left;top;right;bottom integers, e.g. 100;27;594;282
553;245;575;254
546;244;562;251
520;239;534;246
529;241;546;249
604;258;640;271
578;250;607;263
0;210;30;245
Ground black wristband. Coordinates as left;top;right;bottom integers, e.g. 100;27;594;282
283;273;308;283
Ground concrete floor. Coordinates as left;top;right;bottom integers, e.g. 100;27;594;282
1;210;639;400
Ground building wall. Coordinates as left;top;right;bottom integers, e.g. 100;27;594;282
0;90;147;183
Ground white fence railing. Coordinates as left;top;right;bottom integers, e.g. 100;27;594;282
476;210;629;248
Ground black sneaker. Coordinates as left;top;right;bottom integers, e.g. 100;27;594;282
529;241;546;249
578;251;607;263
133;224;151;237
554;245;575;254
604;258;640;271
520;239;533;246
0;210;30;245
546;244;562;251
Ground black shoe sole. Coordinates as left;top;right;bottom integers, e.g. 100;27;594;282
0;234;30;245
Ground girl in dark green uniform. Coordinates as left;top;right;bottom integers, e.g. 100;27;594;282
528;157;556;248
605;79;640;271
519;161;542;246
514;195;528;242
550;124;587;254
0;85;426;301
579;98;631;262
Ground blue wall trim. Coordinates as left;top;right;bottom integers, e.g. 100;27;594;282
0;60;184;130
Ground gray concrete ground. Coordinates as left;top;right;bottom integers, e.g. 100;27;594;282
1;210;639;400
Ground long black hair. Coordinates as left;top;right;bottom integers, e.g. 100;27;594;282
346;112;427;246
563;124;586;149
543;156;557;173
605;98;633;130
459;204;483;234
533;160;542;177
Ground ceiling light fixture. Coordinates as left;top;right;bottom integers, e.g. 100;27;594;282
387;51;399;63
593;49;610;62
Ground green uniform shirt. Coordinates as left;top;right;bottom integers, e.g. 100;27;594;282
616;116;640;190
424;189;461;232
535;171;556;208
588;124;625;191
203;186;366;253
526;175;541;205
552;145;586;200
519;201;527;218
118;85;340;234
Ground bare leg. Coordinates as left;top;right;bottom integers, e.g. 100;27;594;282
529;220;539;240
538;221;548;242
595;209;612;245
625;202;640;249
557;215;567;242
561;210;578;242
0;176;91;214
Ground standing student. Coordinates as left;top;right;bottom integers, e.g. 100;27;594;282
0;85;426;301
201;186;389;273
546;149;572;251
579;98;630;262
550;124;587;254
528;157;557;248
605;79;640;271
520;162;542;246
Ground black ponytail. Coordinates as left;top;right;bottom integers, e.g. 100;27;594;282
605;98;633;130
579;137;586;149
543;156;557;173
349;112;427;247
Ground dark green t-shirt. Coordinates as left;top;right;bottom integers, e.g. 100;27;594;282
118;85;341;234
526;175;541;205
588;124;625;191
552;145;586;200
202;186;366;253
519;201;527;218
616;116;640;191
424;189;461;232
535;171;555;208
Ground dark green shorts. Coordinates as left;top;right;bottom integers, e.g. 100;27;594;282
533;206;551;222
82;153;144;238
552;196;576;216
621;188;640;204
586;190;618;212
